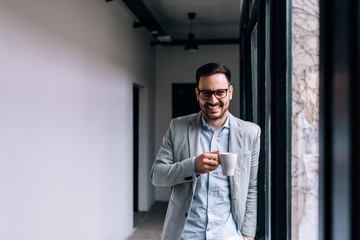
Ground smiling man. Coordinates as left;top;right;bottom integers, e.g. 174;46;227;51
151;63;260;240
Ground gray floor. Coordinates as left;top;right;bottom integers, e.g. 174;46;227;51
127;201;168;240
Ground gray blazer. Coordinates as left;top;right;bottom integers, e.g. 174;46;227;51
151;112;260;240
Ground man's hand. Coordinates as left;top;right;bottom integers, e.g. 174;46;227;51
243;235;254;240
194;150;220;174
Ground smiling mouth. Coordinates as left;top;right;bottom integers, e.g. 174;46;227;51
206;105;221;110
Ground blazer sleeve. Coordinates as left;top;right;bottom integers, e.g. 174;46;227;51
150;119;197;187
241;125;261;237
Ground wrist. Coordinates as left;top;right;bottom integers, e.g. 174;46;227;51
192;157;200;176
243;235;254;240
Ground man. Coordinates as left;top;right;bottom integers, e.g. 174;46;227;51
292;69;319;240
151;63;260;240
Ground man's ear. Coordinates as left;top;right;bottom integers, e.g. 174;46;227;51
195;87;200;101
229;85;233;100
299;85;305;100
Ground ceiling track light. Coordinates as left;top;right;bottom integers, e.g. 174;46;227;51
185;12;199;52
118;1;240;47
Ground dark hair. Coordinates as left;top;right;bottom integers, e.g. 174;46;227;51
195;63;231;87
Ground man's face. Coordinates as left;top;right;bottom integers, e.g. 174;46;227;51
195;73;233;121
300;72;319;129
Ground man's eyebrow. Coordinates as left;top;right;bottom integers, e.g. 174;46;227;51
199;88;228;91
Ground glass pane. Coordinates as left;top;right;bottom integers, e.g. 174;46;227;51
251;23;258;123
249;0;254;14
291;0;320;240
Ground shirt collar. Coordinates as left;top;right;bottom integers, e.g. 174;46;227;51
201;114;230;130
301;110;312;129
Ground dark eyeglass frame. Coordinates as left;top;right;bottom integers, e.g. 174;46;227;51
197;85;232;100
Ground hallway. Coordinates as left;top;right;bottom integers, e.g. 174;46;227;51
127;201;168;240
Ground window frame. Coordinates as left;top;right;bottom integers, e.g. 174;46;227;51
319;0;360;239
240;0;360;239
240;0;292;239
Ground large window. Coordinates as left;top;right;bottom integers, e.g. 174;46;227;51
291;0;320;239
240;0;360;239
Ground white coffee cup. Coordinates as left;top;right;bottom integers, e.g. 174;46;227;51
219;152;238;176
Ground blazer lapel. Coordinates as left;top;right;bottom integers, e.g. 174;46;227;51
228;113;243;192
188;112;202;192
188;112;202;158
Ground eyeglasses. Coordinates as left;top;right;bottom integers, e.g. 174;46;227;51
197;86;231;100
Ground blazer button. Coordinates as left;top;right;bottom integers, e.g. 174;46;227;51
185;212;188;218
184;176;193;181
233;197;236;200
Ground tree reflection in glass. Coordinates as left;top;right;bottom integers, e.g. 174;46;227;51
291;0;320;239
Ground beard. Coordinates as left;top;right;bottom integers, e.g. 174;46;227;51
200;102;229;120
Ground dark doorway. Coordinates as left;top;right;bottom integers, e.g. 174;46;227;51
172;83;200;118
133;85;139;212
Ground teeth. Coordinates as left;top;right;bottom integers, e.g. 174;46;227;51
208;105;220;110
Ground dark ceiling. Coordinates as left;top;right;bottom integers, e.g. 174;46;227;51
111;0;243;46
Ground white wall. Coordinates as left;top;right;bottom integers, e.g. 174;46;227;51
154;45;240;201
0;1;155;239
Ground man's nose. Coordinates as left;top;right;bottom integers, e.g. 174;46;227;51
208;93;218;104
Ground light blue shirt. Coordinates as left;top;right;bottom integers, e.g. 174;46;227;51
180;115;243;240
